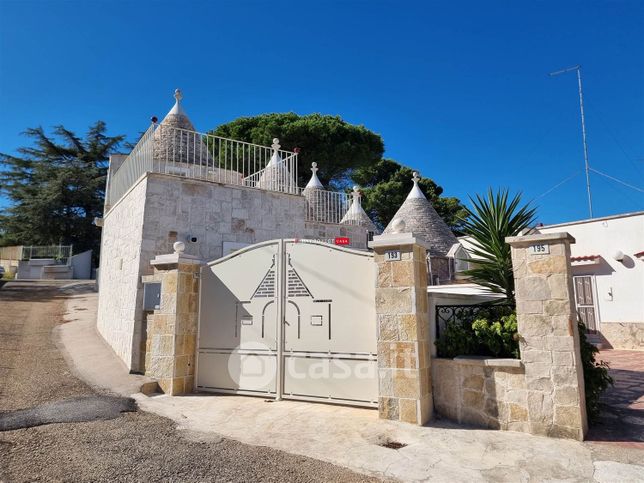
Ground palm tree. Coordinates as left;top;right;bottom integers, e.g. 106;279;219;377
461;189;536;304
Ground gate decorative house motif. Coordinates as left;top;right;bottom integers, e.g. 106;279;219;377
196;239;378;407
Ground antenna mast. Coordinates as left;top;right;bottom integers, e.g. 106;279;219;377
549;64;593;218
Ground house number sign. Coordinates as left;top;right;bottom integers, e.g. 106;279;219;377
385;250;401;261
529;243;550;255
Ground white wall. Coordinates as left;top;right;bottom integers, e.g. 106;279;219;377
96;177;148;370
540;213;644;325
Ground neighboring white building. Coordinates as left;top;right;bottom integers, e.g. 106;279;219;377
540;211;644;350
458;211;644;350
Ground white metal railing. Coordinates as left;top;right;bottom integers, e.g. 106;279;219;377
107;124;299;206
107;124;155;206
302;188;357;225
107;123;363;226
19;245;73;264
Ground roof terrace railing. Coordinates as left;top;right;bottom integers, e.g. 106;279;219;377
107;124;299;207
106;124;362;227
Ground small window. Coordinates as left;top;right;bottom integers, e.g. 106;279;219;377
240;316;253;326
311;315;323;326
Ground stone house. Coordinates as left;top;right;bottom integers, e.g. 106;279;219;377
97;90;464;372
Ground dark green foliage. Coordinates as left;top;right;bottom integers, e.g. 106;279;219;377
578;321;613;423
435;305;518;358
351;159;468;233
0;122;124;262
461;189;537;302
472;313;519;358
210;113;384;188
212;115;467;234
434;322;479;359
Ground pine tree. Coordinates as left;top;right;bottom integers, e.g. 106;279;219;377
0;122;124;261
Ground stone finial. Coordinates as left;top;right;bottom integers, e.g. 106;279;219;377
390;218;406;234
406;170;426;200
173;241;186;254
305;162;324;189
166;88;188;118
272;138;281;151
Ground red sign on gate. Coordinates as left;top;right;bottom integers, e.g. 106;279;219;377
334;237;350;246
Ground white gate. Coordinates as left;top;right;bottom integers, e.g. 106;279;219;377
196;239;378;407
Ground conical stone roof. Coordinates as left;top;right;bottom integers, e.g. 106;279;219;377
341;186;379;232
153;89;213;166
383;172;458;256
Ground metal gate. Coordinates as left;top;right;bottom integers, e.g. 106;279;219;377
196;239;378;407
573;275;598;333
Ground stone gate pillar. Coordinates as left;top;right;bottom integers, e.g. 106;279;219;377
506;232;588;440
142;242;202;395
369;231;433;425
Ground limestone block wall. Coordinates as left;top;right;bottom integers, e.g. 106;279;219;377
371;234;433;425
508;232;588;440
140;173;370;266
142;257;201;395
432;358;528;431
99;172;371;370
96;177;148;369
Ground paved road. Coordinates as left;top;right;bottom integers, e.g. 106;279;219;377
0;282;382;482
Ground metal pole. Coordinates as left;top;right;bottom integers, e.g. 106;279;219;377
549;64;594;218
576;67;593;218
275;239;285;401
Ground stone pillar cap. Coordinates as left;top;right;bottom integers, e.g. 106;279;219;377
151;252;203;267
505;231;575;246
369;232;432;250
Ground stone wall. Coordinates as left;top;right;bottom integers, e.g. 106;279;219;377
142;255;201;395
432;357;528;431
99;172;371;370
371;233;433;425
508;232;588;440
97;177;148;369
600;322;644;350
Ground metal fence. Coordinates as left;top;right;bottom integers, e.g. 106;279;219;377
106;123;362;225
302;188;354;225
17;245;73;264
106;124;156;206
435;303;514;340
107;124;299;207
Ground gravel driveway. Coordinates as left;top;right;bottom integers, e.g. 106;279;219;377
0;282;383;482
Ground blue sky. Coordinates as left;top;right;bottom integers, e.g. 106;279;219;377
1;0;642;224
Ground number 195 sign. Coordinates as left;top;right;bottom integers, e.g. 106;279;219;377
529;243;550;255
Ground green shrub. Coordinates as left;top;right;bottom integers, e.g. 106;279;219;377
434;322;479;359
472;313;519;358
435;307;519;359
578;320;613;423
